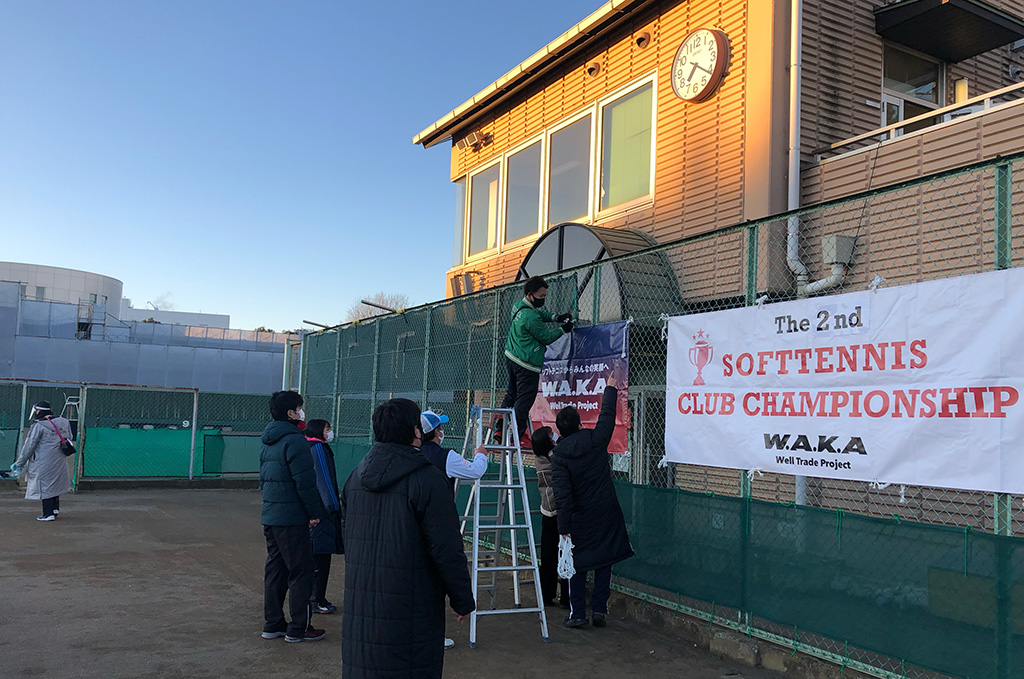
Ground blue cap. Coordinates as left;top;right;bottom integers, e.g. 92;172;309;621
420;410;449;434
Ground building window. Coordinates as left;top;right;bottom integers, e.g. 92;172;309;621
468;163;500;256
548;115;592;226
35;286;45;301
882;45;941;134
600;83;653;211
453;178;466;266
20;284;27;299
505;141;542;243
89;293;98;303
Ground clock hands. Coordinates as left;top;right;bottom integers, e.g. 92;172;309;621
686;60;714;82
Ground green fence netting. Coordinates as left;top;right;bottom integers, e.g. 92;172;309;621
300;153;1024;678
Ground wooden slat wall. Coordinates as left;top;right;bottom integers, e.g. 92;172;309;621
801;0;1024;167
448;0;751;294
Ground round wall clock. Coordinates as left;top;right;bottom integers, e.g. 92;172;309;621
671;29;730;102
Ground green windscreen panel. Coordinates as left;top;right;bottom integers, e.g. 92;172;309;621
601;84;652;210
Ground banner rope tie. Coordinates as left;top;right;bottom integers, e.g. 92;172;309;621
622;316;633;358
746;468;764;483
659;313;670;341
755;295;769;309
869;479;889;490
869;273;885;292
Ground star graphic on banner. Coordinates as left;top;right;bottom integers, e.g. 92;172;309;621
692;328;708;341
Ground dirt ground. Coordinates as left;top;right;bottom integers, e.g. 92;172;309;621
0;488;780;679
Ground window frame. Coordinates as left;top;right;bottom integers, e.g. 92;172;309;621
880;43;944;132
594;76;657;219
452;71;657;264
464;159;503;262
502;135;547;248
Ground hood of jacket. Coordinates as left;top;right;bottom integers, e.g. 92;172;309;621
361;441;431;493
261;419;303;445
551;430;590;460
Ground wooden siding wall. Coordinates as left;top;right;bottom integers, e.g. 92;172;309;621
448;0;752;294
800;0;1024;167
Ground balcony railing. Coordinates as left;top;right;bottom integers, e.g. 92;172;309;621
814;80;1024;161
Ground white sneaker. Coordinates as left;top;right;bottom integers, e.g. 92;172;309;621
36;515;55;522
444;638;454;649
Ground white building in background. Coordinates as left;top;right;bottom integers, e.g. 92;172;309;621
0;262;292;392
0;262;123;313
119;299;230;328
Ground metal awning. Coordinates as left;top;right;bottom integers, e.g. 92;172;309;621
874;0;1024;62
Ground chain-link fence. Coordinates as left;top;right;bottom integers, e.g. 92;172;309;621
300;152;1024;679
0;379;270;484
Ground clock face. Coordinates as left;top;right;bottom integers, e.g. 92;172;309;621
671;29;730;102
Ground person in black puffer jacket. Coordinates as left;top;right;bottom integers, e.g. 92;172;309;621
259;391;325;643
341;398;475;679
551;376;633;629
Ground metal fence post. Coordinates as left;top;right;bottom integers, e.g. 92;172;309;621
74;385;88;491
369;321;380;445
16;381;27;455
188;389;199;480
490;292;500;408
745;223;760;305
994;162;1012;270
334;329;344;429
421;311;432;408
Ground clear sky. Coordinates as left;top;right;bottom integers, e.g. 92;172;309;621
0;0;603;331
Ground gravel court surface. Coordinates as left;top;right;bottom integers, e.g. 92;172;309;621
1;487;779;679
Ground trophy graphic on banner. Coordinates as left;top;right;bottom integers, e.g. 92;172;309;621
688;329;713;386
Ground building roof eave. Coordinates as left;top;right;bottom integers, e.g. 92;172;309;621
412;0;652;149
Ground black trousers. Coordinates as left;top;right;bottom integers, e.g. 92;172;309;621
311;553;333;606
41;496;60;517
263;525;315;637
540;514;569;605
501;358;541;436
567;564;612;620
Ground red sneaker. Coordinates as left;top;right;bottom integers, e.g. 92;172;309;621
286;628;325;643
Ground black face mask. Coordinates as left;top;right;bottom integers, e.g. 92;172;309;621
531;295;545;308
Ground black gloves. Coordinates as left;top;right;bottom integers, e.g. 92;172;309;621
555;313;572;323
561;318;575;333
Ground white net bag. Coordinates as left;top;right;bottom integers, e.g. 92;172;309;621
557;535;575;579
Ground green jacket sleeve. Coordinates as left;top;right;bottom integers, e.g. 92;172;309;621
524;310;565;346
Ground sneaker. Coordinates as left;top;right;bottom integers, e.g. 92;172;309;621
444;637;455;649
592;613;607;628
562;616;589;629
286;628;325;643
313;603;337;614
36;515;55;522
261;630;286;640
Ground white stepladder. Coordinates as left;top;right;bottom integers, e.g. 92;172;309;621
454;405;549;647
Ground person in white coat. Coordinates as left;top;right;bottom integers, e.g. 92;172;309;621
14;401;73;521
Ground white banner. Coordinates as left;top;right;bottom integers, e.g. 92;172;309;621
665;268;1024;494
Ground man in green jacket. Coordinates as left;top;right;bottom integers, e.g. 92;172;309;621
500;276;574;439
259;390;326;643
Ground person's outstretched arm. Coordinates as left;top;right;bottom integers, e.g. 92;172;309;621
446;445;488;480
592;378;619;449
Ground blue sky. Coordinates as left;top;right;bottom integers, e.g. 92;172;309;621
0;0;602;331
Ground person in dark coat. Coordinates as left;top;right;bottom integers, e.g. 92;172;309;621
531;426;570;609
305;418;344;615
259;390;326;643
341;398;475;679
551;375;633;629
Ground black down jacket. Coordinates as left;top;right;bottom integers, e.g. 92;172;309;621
551;386;634;571
259;420;322;526
308;437;344;555
341;441;475;679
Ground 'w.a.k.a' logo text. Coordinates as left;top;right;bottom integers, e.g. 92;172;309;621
688;329;713;386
